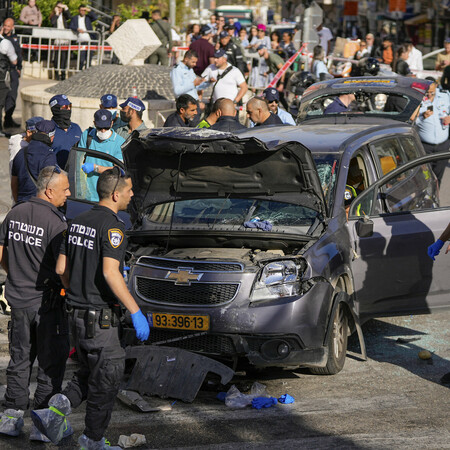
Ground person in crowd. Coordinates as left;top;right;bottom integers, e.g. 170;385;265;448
208;14;217;34
251;24;271;50
202;49;248;104
79;109;125;202
354;40;369;60
280;32;296;59
415;80;450;185
216;16;226;37
311;45;330;81
19;0;42;27
8;116;43;176
164;94;198;127
171;49;207;105
186;23;201;46
0;166;70;440
436;37;450;71
0;28;17;137
316;23;333;55
1;18;22;128
225;24;239;46
262;87;295;125
116;97;148;138
248;25;258;47
365;33;377;57
11;120;57;203
395;45;412;76
69;4;97;70
246;96;283;126
189;25;215;77
197;98;222;128
216;30;246;75
42;168;148;449
99;93;125;130
50;2;71;80
324;93;356;114
270;31;280;51
49;94;82;168
380;36;394;66
405;40;423;71
109;14;121;33
238;28;249;48
148;9;172;66
210;98;246;132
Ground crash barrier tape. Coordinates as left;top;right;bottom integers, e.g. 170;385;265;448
267;43;308;89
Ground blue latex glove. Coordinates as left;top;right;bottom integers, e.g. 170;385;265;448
278;394;295;404
216;392;227;402
131;310;150;341
427;239;445;261
82;163;95;174
251;397;278;409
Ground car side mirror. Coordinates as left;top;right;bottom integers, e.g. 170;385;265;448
355;216;373;238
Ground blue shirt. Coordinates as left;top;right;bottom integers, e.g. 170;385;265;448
51;120;82;168
79;128;125;202
170;62;207;100
11;139;57;202
416;89;450;145
312;60;328;78
324;97;348;114
277;107;296;125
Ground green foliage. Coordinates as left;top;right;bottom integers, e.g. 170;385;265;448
116;0;184;26
12;0;90;28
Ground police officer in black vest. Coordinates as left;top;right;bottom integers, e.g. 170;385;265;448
0;166;71;418
36;168;150;449
0;24;18;136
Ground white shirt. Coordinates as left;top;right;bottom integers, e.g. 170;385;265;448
406;46;423;71
77;15;90;42
317;27;333;54
8;134;28;175
202;63;245;102
0;37;17;63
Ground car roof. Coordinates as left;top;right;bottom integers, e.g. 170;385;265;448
235;120;411;154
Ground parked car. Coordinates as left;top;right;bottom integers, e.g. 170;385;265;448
66;77;450;375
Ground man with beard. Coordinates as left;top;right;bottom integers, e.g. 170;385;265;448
115;97;148;139
164;94;198;127
49;95;82;168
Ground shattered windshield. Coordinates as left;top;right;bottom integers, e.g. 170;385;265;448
313;154;339;209
142;198;321;234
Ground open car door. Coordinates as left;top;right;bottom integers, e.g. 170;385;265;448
64;146;130;227
348;152;450;320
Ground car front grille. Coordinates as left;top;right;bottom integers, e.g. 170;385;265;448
136;276;239;306
138;257;243;272
148;329;236;355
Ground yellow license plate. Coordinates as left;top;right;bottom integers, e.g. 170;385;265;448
149;313;210;331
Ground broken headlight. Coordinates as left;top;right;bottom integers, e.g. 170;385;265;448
250;260;301;302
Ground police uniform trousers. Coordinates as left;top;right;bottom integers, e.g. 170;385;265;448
422;140;449;186
0;80;9;130
62;309;125;442
4;68;19;122
4;298;70;410
147;45;169;66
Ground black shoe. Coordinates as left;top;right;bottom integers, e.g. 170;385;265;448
4;119;21;128
0;130;11;138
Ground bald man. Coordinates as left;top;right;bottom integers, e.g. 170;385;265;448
246;97;283;127
210;98;246;132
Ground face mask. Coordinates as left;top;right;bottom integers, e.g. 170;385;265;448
120;110;130;122
52;107;72;128
97;129;112;141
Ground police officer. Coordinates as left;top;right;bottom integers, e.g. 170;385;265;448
0;25;17;137
79;109;125;202
100;93;126;130
49;94;82;168
36;168;149;449
1;18;22;128
116;97;148;139
11;120;57;203
262;88;295;125
217;30;246;75
0;166;70;428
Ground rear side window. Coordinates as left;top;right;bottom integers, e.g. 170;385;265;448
400;136;421;161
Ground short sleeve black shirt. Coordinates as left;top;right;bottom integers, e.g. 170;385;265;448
61;204;127;310
257;113;284;126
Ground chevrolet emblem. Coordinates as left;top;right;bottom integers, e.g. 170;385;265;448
165;268;203;285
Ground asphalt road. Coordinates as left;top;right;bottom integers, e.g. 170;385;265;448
0;79;448;449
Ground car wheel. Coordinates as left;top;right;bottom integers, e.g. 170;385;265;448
311;302;348;375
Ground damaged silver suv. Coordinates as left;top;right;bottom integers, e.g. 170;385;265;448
67;77;450;374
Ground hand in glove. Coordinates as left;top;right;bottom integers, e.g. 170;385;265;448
251;397;278;410
82;163;95;174
427;239;444;261
131;310;150;341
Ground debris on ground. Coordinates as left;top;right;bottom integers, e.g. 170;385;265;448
278;394;295;404
418;350;433;360
251;397;278;409
117;390;171;413
118;433;147;448
396;337;421;344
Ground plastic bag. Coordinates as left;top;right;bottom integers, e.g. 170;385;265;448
224;382;268;408
31;393;71;444
0;409;24;436
79;434;122;449
118;433;147;448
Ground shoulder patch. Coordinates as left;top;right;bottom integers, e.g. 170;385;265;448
108;228;124;248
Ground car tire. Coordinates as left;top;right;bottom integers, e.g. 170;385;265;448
311;302;348;375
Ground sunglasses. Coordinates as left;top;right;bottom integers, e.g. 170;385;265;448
112;166;126;195
268;100;279;104
46;165;61;190
95;126;111;131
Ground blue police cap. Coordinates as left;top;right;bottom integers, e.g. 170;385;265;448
100;94;118;108
263;87;279;102
219;31;229;39
119;97;146;112
214;49;227;59
49;94;71;108
201;24;213;36
94;109;113;128
36;120;56;137
257;44;267;51
25;116;44;131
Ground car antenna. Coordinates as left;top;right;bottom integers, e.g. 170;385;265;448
164;150;185;254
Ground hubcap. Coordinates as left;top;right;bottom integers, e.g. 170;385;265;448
332;306;346;359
